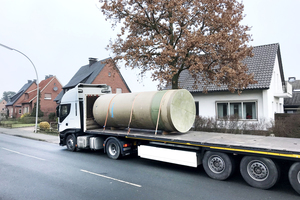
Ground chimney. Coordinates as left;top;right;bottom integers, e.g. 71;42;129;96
45;75;53;80
89;57;97;66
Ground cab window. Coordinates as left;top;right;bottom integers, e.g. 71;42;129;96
59;104;71;123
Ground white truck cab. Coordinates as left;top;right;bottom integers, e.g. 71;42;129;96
57;84;111;134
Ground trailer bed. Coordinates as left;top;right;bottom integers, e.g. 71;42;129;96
87;129;300;160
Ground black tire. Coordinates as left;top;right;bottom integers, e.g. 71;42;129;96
66;135;76;152
106;139;121;160
202;151;235;180
288;162;300;195
240;156;279;189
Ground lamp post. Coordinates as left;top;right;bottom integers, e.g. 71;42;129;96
0;43;39;133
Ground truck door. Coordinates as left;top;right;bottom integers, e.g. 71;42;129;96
58;104;71;132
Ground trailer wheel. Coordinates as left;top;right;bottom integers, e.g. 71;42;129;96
106;139;121;160
202;151;235;180
66;135;76;152
288;162;300;195
240;156;279;189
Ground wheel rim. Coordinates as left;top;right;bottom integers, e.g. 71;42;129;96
109;143;118;156
208;155;225;174
247;160;269;181
297;171;300;184
67;138;74;149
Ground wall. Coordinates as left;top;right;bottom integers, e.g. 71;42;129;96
12;83;37;118
266;53;285;119
0;100;7;116
39;77;63;118
92;63;130;93
193;90;264;119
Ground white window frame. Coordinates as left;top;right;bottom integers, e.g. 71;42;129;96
116;88;122;94
44;93;52;100
216;100;258;120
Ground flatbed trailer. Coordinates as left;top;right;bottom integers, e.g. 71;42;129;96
87;129;300;161
57;84;300;195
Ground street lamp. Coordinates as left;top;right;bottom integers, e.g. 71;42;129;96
0;43;39;133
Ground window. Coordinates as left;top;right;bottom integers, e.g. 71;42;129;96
19;109;22;114
116;88;122;94
217;101;257;120
44;93;52;100
59;104;71;123
23;107;29;114
195;101;199;116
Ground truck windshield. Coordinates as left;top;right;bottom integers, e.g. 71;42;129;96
59;104;71;123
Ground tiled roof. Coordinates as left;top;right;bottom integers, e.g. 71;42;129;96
54;57;131;103
19;76;56;104
63;58;108;89
284;80;300;106
6;81;35;106
170;43;282;92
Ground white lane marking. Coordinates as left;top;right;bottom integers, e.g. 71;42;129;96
2;147;46;161
81;169;142;188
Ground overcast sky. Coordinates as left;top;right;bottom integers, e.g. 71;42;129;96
1;0;299;98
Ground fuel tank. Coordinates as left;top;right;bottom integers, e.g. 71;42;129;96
93;89;195;133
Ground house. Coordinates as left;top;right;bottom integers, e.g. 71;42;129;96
284;77;300;113
54;57;131;103
0;99;7;119
6;80;37;118
174;43;292;124
6;75;63;119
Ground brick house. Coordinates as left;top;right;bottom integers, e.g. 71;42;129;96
0;99;7;119
6;75;63;119
6;80;37;118
54;57;131;103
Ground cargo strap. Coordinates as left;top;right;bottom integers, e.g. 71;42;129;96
103;94;118;132
127;92;142;134
155;90;171;135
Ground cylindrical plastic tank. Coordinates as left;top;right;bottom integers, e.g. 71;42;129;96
93;89;195;133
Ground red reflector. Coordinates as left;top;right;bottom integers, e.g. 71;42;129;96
123;144;128;148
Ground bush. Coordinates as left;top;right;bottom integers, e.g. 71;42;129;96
20;113;31;119
20;116;37;124
39;121;50;131
193;115;300;138
271;114;300;138
48;112;56;122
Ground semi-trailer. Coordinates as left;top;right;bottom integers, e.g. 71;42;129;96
57;83;300;195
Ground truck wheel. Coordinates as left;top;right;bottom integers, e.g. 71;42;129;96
66;135;76;152
288;162;300;195
240;156;279;189
202;151;235;180
106;139;121;160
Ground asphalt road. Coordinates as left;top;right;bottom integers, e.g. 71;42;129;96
0;133;299;200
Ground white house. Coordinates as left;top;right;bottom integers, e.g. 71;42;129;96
176;43;292;124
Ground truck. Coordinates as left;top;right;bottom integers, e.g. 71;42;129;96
57;83;300;195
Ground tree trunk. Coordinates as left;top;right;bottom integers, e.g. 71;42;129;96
172;73;179;89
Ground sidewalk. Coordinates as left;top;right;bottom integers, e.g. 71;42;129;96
0;126;59;144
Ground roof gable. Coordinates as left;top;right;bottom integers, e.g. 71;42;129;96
6;81;35;106
175;43;283;92
63;58;108;89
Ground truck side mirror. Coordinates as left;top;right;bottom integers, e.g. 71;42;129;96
56;105;59;118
